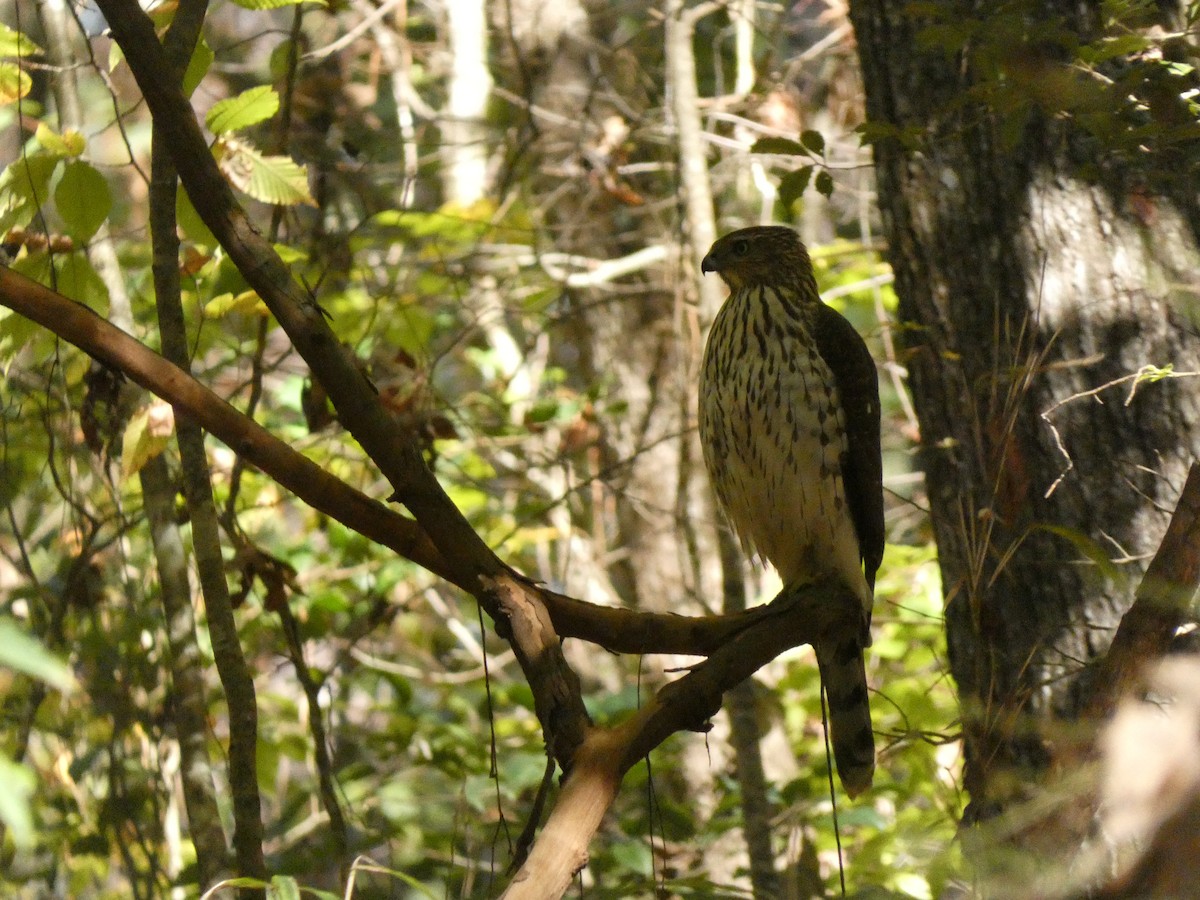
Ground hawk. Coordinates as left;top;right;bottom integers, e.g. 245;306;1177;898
699;225;884;796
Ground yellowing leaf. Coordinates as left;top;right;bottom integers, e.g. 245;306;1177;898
0;24;43;58
35;123;84;157
229;0;325;9
0;63;31;105
214;137;315;207
206;290;268;317
121;403;173;481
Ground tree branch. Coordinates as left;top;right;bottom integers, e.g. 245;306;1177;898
90;0;599;775
0;158;849;900
0;266;777;658
502;583;852;899
1086;461;1200;718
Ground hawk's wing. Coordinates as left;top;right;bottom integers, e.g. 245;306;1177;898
813;302;884;594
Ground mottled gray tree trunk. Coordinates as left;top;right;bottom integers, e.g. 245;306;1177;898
849;0;1200;845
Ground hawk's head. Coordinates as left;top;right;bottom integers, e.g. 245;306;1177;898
700;225;814;293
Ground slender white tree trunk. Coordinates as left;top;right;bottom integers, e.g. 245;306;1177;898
442;0;492;206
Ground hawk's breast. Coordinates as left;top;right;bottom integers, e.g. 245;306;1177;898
699;284;869;609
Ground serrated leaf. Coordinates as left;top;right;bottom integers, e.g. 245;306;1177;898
779;165;814;209
800;129;826;155
55;162;111;242
815;169;835;197
0;24;43;58
181;38;213;98
206;85;280;135
750;136;808;156
215;138;315;206
0;62;31;105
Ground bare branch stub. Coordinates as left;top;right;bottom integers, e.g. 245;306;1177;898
1086;461;1200;719
486;575;591;772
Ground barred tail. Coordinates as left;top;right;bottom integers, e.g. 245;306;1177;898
816;636;875;797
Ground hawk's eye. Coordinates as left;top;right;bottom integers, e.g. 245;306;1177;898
732;239;749;256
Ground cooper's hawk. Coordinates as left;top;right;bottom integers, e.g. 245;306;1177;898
699;225;883;797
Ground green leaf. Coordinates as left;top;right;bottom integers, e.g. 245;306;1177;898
856;121;898;145
212;878;271;890
344;859;439;897
609;839;654;875
177;186;217;248
800;128;826;155
0;62;31;105
750;136;807;156
0;24;43;58
1078;34;1150;65
815;169;835;197
55;162;112;242
215;139;315;206
779;165;814;209
0;758;36;847
1034;524;1122;581
0;616;76;691
0;154;59;214
55;253;109;311
181;38;213;98
206;85;280;136
0;305;42;364
270;875;302;900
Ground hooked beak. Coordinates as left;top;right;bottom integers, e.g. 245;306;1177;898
700;253;717;274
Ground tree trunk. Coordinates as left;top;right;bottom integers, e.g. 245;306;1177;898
848;0;1200;852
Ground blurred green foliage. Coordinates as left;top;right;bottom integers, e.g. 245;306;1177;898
4;0;1193;895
